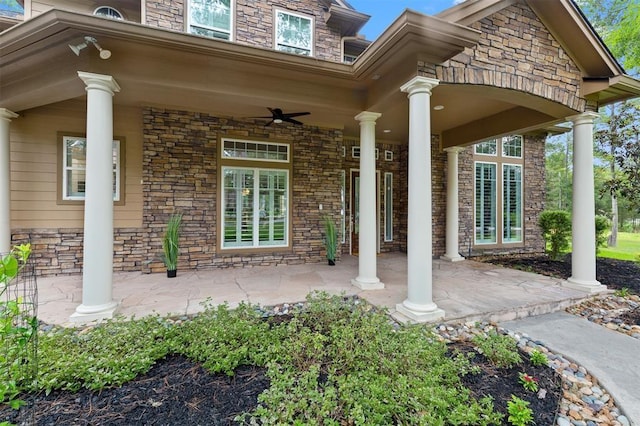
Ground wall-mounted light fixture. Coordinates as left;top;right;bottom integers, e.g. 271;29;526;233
69;36;112;59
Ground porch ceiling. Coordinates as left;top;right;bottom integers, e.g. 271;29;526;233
0;8;594;145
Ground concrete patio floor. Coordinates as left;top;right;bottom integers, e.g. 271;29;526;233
37;253;596;326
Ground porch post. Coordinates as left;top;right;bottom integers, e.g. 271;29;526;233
565;112;606;293
441;147;465;262
352;111;384;290
71;72;120;323
0;109;19;254
396;76;444;322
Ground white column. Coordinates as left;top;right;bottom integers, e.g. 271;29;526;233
564;112;606;293
441;147;465;262
396;76;444;322
71;72;121;323
352;111;384;290
0;109;19;254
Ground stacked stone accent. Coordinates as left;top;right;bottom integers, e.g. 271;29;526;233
457;135;546;257
145;0;185;31
142;107;345;272
235;0;344;62
11;228;146;276
423;2;586;111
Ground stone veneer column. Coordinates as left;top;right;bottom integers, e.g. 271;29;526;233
0;109;19;254
71;72;121;323
441;147;465;262
352;111;384;289
397;76;444;322
565;112;606;293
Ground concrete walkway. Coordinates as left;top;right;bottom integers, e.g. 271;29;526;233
502;312;640;426
38;253;589;326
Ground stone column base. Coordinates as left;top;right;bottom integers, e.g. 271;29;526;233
564;278;607;294
395;301;445;323
70;300;119;324
352;277;385;290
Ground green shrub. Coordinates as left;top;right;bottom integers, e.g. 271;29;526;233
472;331;522;369
595;215;610;253
507;395;534;425
539;210;572;260
528;349;548;367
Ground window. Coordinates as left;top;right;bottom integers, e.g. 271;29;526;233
385;150;393;161
475;163;497;244
340;170;346;244
503;164;522;242
475;139;497;155
384;173;393;242
502;135;523;158
474;135;524;245
61;136;121;201
189;0;233;41
275;9;313;56
221;139;290;249
94;6;123;19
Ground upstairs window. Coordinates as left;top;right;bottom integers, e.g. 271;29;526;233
189;0;233;41
94;6;123;20
275;9;313;56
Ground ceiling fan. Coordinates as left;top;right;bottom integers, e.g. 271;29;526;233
252;107;310;126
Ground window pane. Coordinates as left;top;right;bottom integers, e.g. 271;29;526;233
66;169;86;197
66;138;86;167
503;165;523;242
276;10;312;55
190;0;231;39
222;167;288;249
222;139;289;162
223;169;254;247
502;135;523;158
475;140;497;155
384;173;393;241
62;137;120;201
475;163;497;244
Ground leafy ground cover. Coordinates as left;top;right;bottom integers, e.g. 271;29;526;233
2;293;562;425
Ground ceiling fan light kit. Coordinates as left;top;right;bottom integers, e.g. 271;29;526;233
251;107;310;126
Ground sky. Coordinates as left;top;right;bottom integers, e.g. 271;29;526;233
347;0;466;40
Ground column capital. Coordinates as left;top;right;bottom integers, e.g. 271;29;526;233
0;109;19;122
443;146;465;154
355;111;382;123
78;71;121;95
567;111;599;126
400;76;440;96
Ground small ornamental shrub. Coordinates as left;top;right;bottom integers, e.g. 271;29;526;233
595;215;610;253
528;349;549;367
507;395;534;426
539;210;572;260
472;331;522;369
518;372;539;392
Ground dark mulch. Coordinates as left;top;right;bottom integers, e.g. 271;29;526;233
452;341;561;426
485;255;640;295
2;355;269;426
619;307;640;326
3;343;563;425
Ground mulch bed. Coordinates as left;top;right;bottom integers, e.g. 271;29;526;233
3;344;561;425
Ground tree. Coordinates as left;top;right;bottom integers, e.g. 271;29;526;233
577;0;640;73
545;133;572;212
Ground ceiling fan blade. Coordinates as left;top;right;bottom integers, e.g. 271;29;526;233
249;115;275;119
284;117;304;125
283;112;310;118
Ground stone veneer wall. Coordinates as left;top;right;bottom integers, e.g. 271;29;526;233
142;107;343;273
11;228;146;276
423;2;586;111
144;0;344;62
457;135;546;257
145;0;185;31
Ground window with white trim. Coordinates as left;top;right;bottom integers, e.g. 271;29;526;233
221;139;290;249
275;9;313;56
62;136;121;201
94;6;123;19
384;172;393;242
189;0;233;41
474;136;524;245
